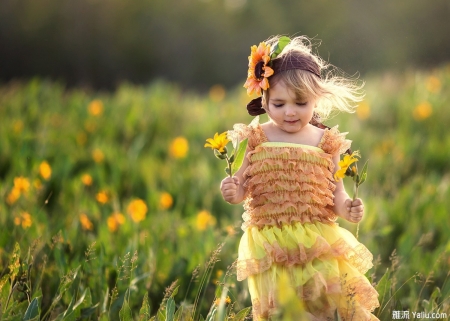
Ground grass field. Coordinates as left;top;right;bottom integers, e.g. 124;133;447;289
0;65;450;320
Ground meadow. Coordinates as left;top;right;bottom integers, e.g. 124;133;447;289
0;65;449;320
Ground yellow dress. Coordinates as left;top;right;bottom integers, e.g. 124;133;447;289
228;117;379;321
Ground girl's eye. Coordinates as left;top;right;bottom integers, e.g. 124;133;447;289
296;102;307;106
273;103;284;108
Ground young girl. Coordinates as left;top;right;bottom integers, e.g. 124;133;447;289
221;36;379;320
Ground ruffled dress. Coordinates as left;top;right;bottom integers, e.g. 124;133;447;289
228;117;379;321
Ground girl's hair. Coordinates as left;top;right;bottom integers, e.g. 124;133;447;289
262;35;364;122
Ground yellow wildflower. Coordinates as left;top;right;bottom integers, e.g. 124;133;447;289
426;76;441;94
81;174;93;186
7;177;31;205
159;192;173;210
20;212;32;228
413;102;432;121
13;120;24;134
226;225;236;236
209;85;226;102
13;212;31;228
334;152;359;181
92;149;104;163
79;213;94;231
196;210;216;231
14;177;30;193
204;132;230;153
214;296;232;307
39;161;52;180
7;188;21;205
356;101;370;120
88;99;104;116
127;199;148;222
107;212;126;232
96;191;109;204
169;137;189;159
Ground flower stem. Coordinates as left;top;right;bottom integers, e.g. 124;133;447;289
225;155;232;178
353;183;359;239
353;184;358;201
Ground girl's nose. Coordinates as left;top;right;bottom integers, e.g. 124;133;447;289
285;105;296;116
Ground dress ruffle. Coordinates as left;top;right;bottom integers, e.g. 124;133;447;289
241;201;338;230
251;270;379;321
318;125;352;155
227;116;267;150
239;222;380;320
241;143;338;229
237;222;374;280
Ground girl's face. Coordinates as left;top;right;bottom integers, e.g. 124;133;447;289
266;80;316;134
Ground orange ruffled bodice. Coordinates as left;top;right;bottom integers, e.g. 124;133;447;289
228;116;351;232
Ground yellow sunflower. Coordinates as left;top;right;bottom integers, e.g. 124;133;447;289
204;132;230;153
334;152;359;181
243;42;274;96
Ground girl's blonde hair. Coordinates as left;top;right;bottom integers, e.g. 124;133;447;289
262;35;364;122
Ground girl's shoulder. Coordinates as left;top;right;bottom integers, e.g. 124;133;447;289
318;125;352;155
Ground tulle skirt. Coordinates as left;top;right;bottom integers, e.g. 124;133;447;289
237;222;380;321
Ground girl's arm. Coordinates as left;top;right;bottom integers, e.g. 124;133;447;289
331;153;365;223
220;148;250;204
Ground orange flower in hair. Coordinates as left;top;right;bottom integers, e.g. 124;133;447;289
244;42;274;96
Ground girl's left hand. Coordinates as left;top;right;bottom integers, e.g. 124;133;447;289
344;198;364;223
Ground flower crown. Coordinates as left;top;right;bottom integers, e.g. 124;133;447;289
243;36;322;116
243;36;290;96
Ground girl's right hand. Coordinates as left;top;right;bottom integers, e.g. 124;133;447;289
220;176;240;203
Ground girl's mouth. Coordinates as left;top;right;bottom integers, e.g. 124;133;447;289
285;120;299;124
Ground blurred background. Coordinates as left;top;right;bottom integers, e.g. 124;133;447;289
1;0;450;91
1;0;450;319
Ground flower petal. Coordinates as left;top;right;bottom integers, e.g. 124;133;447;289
259;78;270;91
264;66;274;78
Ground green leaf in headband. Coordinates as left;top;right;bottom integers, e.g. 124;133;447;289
270;36;291;60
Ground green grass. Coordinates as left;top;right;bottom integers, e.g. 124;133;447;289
0;64;450;320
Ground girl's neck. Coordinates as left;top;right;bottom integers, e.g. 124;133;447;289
263;121;322;146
